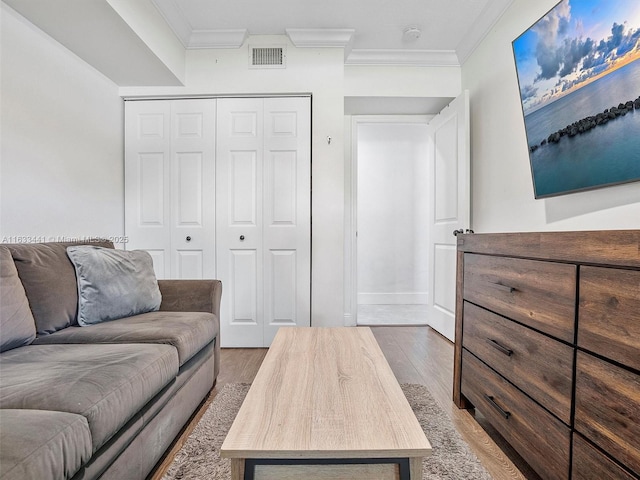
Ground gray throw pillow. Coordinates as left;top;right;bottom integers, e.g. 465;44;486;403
8;240;114;334
66;246;161;326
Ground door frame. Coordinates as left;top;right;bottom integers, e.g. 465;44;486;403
345;115;432;327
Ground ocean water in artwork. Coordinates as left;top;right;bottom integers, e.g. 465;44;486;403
524;59;640;198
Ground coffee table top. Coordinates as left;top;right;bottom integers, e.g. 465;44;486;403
221;327;432;459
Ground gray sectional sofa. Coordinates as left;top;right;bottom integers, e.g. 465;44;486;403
0;240;221;480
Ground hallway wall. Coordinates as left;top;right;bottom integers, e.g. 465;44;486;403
356;122;429;306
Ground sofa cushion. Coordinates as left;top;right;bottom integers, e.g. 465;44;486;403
0;247;36;352
32;311;218;366
66;246;161;326
0;409;92;480
6;240;114;335
0;343;178;452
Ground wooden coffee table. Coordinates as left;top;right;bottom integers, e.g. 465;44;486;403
221;327;431;480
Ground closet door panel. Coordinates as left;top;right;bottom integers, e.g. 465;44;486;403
125;99;216;280
125;101;171;279
217;98;265;347
215;97;310;347
267;249;297;324
263;97;311;346
229;151;259;225
230;249;259;324
138;153;165;226
170;99;216;279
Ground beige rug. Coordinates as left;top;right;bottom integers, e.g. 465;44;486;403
163;383;493;479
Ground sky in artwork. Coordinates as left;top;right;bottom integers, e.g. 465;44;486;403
513;0;640;114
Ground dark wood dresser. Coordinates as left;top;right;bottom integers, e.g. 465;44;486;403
453;231;640;480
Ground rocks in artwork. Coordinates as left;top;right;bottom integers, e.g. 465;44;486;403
529;96;640;153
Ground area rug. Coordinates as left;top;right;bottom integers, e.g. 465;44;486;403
162;383;493;479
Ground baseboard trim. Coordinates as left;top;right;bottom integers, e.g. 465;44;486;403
343;313;356;327
357;293;428;305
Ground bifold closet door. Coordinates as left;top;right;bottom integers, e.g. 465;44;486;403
125;99;216;279
216;97;311;347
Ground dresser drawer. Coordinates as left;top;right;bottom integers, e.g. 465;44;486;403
572;433;636;480
462;301;573;423
578;266;640;371
575;351;640;477
463;254;576;342
461;350;570;480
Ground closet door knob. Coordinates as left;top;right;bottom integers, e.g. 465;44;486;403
239;235;245;241
186;236;191;242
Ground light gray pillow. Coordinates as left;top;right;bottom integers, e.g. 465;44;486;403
66;246;161;326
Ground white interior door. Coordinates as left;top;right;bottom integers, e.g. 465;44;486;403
426;91;470;341
216;97;311;347
125;99;216;279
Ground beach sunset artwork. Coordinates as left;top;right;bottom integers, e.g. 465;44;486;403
512;0;640;198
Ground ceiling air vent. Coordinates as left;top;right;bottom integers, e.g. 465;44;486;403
249;46;286;69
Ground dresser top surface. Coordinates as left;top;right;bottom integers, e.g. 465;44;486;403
457;230;640;268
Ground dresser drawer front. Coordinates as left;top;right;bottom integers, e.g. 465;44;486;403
578;266;640;371
575;351;640;476
463;254;576;342
462;301;573;423
572;433;636;480
461;350;570;480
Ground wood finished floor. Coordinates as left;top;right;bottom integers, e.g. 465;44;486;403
151;326;540;480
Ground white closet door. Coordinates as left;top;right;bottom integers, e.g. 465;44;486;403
217;97;311;347
125;99;216;279
125;101;171;278
216;98;265;347
170;99;216;279
262;97;311;345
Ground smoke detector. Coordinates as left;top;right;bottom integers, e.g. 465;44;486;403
403;26;421;41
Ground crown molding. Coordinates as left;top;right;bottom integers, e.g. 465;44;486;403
151;0;247;48
456;0;514;64
151;0;191;47
188;29;248;48
345;49;460;67
285;28;355;48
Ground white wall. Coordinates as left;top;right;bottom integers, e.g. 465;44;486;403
0;4;125;243
345;65;461;98
356;122;428;305
462;0;640;232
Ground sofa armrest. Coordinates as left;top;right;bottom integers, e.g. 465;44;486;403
157;280;222;319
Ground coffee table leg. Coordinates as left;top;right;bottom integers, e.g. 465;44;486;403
230;458;245;480
243;457;412;480
410;457;423;479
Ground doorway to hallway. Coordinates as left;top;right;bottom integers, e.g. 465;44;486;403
353;118;429;326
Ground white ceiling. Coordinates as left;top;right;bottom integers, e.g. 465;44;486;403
3;0;513;88
152;0;514;65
